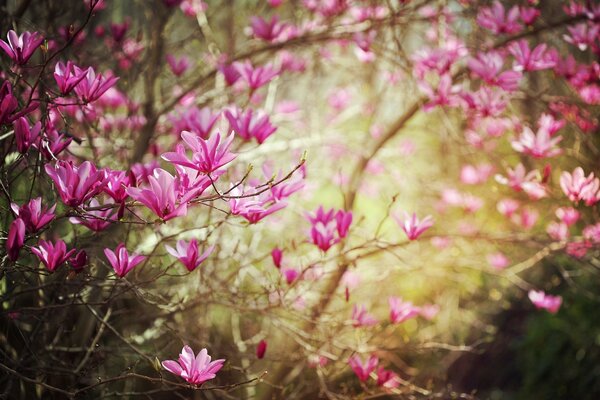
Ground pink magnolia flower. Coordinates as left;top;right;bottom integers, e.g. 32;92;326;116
564;23;600;51
0;80;38;124
376;367;401;389
351;304;378;327
69;250;87;271
271;247;283;268
547;221;569;241
31;239;75;272
37;122;73;160
162;131;236;175
69;198;116;231
520;6;540;25
477;1;522;34
11;197;56;233
53;61;88;95
256;340;267;359
165;239;214;272
419;74;463;111
395;212;433;241
495;163;547;199
560;167;600;205
73;65;119;103
6;218;25;261
234;60;279;91
170;107;220;139
514;208;539;230
126;168;197;221
583;223;600;243
104;243;145;278
45;161;106;207
496;198;520;217
511;126;562;158
249;16;287;42
103;169;132;203
348;354;378;382
467;51;522;91
217;62;241;86
162;346;225;386
282;267;299;284
166;54;191;76
307;207;353;252
460;163;494;185
224;107;277;144
419;304;440;320
487;252;510;270
528;290;562;313
556;207;580;226
508;40;556;72
228;185;287;224
389;296;421;323
13;117;41;154
0;30;43;65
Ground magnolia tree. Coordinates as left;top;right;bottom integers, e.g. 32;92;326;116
1;0;600;398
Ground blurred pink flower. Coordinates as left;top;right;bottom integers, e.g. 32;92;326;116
560;167;600;205
389;296;421;323
256;340;267;359
224;107;277;144
555;207;580;226
166;54;191;77
162;131;236;175
477;1;521;34
508;40;556;72
348;354;378;382
528;290;562;313
395;212;433;241
351;304;378;327
487;252;510;270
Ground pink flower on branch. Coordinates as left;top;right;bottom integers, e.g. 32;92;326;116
528;290;562;313
6;218;25;261
508;40;556;72
351;304;378;327
307;207;353;252
31;239;75;272
395;212;433;241
104;243;145;278
45;161;106;208
126;168;199;221
73;65;119;103
162;346;225;386
0;30;43;65
234;60;279;91
560;167;600;205
13;117;41;154
11;197;55;233
476;1;522;35
224;107;277;144
162;131;236;175
348;354;378;382
388;296;421;324
54;61;88;95
165;239;214;272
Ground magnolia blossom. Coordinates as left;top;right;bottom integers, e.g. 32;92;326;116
377;367;401;389
126;168;198;221
0;30;43;64
69;198;117;231
307;207;353;252
509;40;556;72
165;239;214;272
162;346;225;385
11;197;55;233
351;304;378;327
271;247;283;268
54;61;88;94
511;126;562;159
104;243;145;278
166;54;191;76
224;107;277;144
6;218;25;261
256;340;267;359
389;296;421;323
13;117;41;154
395;212;433;241
45;161;106;207
476;1;521;35
528;290;562;313
162;131;236;175
560;167;600;205
31;239;75;272
234;60;279;91
73;65;119;103
348;354;378;382
556;207;580;226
